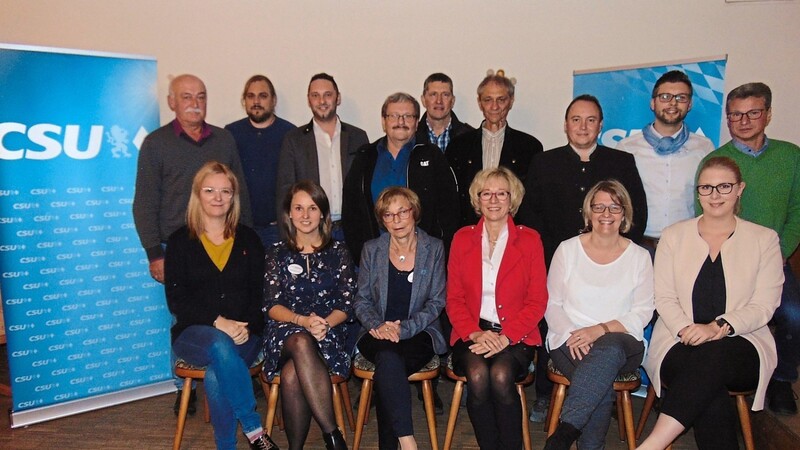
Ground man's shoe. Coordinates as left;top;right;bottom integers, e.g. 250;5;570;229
767;379;798;416
173;388;197;417
529;397;550;422
250;432;280;450
543;421;581;450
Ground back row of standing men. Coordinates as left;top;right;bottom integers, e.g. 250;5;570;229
132;70;800;417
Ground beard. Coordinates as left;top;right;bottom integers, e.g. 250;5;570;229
655;108;687;126
312;105;336;122
248;107;273;124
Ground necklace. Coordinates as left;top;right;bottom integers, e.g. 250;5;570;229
391;238;416;263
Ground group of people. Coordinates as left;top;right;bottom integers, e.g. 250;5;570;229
132;68;799;450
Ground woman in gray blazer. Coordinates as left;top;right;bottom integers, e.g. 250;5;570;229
354;186;447;450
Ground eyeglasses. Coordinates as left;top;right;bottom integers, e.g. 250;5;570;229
697;183;737;196
479;190;510;201
590;203;624;214
653;93;691;103
726;109;765;122
201;187;234;198
381;208;412;222
384;113;417;122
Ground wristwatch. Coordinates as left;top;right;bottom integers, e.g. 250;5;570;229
715;318;735;336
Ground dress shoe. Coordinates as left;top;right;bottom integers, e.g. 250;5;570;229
173;388;197;416
250;432;280;450
543;421;581;450
322;428;348;450
767;379;798;416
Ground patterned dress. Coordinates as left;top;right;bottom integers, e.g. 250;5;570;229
262;240;356;380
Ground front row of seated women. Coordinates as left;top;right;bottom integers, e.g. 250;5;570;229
166;157;783;450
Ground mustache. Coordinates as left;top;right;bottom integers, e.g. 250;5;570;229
392;125;409;130
183;107;203;114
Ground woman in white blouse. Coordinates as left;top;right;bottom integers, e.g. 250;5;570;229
543;179;655;450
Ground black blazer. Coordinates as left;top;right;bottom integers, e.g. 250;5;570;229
445;125;543;226
164;224;265;342
342;138;459;265
518;144;648;266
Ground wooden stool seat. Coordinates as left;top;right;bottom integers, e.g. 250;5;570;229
545;359;641;450
173;358;268;450
635;383;755;450
352;353;440;450
442;355;534;450
261;370;355;442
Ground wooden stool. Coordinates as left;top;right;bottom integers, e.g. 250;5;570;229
442;355;534;450
261;371;355;441
352;353;440;450
173;359;268;450
635;383;755;450
545;360;641;450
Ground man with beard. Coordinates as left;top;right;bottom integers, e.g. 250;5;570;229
133;73;251;416
225;74;295;246
617;70;713;256
276;73;368;240
414;72;473;152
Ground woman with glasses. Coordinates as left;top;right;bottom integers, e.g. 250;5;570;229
637;157;783;450
262;181;355;450
447;167;548;449
353;186;447;450
543;179;654;450
165;162;276;450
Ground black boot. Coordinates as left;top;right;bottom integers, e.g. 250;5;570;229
543;421;581;450
250;432;280;450
322;428;347;450
173;388;197;416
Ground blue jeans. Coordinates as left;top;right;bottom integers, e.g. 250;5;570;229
772;264;800;382
550;333;644;450
173;325;262;450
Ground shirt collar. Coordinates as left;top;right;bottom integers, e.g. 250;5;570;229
312;116;341;137
732;136;769;157
481;122;506;139
378;136;416;155
171;119;212;143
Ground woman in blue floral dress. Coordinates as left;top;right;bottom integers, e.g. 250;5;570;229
262;180;356;450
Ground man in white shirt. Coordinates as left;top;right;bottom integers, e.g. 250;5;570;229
617;70;714;256
277;73;369;240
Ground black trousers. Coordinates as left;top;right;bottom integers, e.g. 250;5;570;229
357;332;434;450
660;336;759;450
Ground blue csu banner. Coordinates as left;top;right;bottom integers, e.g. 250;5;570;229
573;56;727;147
0;44;172;426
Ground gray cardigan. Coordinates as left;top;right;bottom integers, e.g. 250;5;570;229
353;228;447;354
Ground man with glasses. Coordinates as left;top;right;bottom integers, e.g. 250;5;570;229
415;72;473;152
225;74;295;246
342;92;459;266
517;94;647;423
700;82;800;416
446;72;543;227
617;70;714;257
133;73;252;416
276;73;369;241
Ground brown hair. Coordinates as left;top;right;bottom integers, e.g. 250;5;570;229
373;186;422;230
279;181;332;252
581;179;634;234
186;161;240;240
697;156;744;215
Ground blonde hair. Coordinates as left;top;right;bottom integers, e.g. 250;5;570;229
581;179;633;234
374;187;422;230
468;167;525;217
186;161;240;240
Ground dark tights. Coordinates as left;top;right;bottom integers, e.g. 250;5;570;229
279;332;338;450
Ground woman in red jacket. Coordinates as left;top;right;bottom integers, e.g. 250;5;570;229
447;167;548;449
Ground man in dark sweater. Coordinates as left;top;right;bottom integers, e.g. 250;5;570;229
415;72;473;152
225;75;295;246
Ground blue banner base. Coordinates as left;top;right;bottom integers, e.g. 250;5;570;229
9;380;175;428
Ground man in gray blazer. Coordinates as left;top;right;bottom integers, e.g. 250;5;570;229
276;73;369;240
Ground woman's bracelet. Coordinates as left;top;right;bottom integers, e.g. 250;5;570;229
599;322;610;335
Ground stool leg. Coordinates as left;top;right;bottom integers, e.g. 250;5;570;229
616;392;625;441
547;383;567;437
636;385;656;441
621;390;636;450
518;383;532;450
444;380;464;450
735;394;755;450
353;378;372;450
340;380;356;432
421;379;439;450
173;378;193;450
264;383;280;436
203;390;211;423
544;383;558;432
331;382;347;442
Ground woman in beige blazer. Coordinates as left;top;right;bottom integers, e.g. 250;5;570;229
638;156;784;450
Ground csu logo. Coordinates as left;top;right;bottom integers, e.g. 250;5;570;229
0;123;147;160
